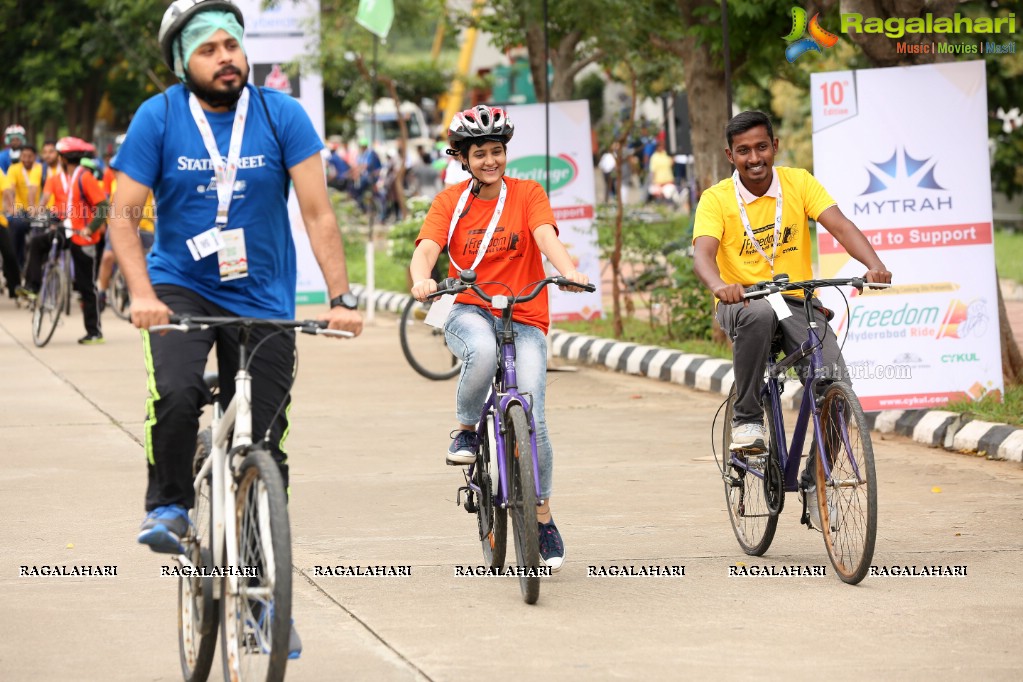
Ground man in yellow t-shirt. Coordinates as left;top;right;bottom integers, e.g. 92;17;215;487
0;171;21;296
6;144;44;267
648;139;676;202
693;110;891;452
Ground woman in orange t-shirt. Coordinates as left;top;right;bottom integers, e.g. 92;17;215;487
410;105;589;573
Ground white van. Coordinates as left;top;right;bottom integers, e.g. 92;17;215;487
355;98;432;159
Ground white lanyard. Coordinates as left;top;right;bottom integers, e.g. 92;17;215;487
21;164;32;188
65;167;83;220
732;169;783;274
188;87;250;226
446;179;508;273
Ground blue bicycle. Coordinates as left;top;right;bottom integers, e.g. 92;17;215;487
715;275;890;584
431;270;595;604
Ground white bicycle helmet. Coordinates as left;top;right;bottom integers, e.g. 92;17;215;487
159;0;244;73
447;105;515;147
4;124;26;143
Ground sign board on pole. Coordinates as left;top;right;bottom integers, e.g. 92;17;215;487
506;100;602;321
811;60;1002;411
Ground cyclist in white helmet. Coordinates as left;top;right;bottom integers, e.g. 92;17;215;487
0;124;26;173
410;104;589;573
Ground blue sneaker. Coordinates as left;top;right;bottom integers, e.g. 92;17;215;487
137;504;190;554
538;519;566;573
446;429;480;466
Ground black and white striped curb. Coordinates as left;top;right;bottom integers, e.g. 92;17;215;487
347;285;1023;463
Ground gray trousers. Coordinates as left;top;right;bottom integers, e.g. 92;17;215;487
716;296;848;425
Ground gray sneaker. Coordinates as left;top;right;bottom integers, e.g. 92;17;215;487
730;422;766;452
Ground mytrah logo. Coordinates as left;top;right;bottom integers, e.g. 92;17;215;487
936;298;990;340
505;154;578;192
852;147;952;216
783;7;839;63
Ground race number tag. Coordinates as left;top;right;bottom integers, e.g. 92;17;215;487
218;228;249;281
767;292;793;321
186;227;226;261
425;293;455;328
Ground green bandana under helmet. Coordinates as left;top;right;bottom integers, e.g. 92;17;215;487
174;10;245;80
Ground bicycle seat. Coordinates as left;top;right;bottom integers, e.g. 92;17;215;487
203;373;219;392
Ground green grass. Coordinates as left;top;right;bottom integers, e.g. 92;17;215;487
344;242;408;294
944;383;1023;427
995;229;1023;283
554;317;732;360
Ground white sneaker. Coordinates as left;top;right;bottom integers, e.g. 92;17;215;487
729;422;767;452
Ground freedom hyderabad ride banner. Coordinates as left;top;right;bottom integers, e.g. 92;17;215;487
237;0;328;305
506;101;602;321
811;60;1002;411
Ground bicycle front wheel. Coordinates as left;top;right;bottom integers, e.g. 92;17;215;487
721;388;779;556
815;382;877;584
399;298;462;380
221;448;292;682
31;264;66;347
179;428;218;682
505;403;540;604
476;412;507;568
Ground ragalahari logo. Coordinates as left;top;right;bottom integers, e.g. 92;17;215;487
860;147;945;195
783;7;839;62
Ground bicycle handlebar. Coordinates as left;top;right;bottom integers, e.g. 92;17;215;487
427;269;596;307
149;315;354;337
742;275;892;299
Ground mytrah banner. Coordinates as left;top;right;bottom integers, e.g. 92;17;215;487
236;0;327;305
505;101;601;321
811;60;1002;411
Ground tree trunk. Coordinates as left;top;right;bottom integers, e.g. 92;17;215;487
839;0;957;66
611;66;639;339
997;274;1023;385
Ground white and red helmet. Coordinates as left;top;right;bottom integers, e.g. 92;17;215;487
55;136;96;161
4;124;26;143
447;105;515;148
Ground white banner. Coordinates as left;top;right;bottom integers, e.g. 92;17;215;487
506;101;601;321
812;60;1002;411
236;0;327;305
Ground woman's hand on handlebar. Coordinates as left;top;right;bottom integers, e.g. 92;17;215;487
411;278;438;302
557;270;590;292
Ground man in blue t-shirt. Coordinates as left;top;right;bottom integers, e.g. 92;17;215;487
109;3;362;655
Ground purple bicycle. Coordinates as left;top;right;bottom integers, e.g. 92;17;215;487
716;275;890;584
430;270;595;604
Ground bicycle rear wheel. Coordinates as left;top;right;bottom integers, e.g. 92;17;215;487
505;404;540;604
31;263;66;347
721;388;779;556
399;298;462;380
179;428;218;682
109;268;131;321
815;382;877;584
475;411;507;568
221;448;292;682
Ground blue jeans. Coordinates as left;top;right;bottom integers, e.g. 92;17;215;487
444;303;554;499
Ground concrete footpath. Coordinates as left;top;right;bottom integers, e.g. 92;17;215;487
1;301;1021;681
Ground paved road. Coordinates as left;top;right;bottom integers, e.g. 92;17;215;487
1;301;1021;681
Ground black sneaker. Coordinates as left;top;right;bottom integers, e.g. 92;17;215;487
98;290;107;314
538;519;566;573
137;504;190;554
78;334;105;345
446;429;480;466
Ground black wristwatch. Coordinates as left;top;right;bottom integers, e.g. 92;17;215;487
329;291;359;310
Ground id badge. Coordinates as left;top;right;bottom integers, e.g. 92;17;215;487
218;228;249;281
186;226;226;261
424;293;455;328
767;292;793;321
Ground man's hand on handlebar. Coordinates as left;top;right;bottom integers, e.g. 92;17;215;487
864;265;892;285
411;278;438;303
713;283;747;305
557;270;590;292
319;306;363;337
131;295;173;330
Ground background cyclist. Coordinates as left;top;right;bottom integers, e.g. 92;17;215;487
409;104;589;573
692;110;892;457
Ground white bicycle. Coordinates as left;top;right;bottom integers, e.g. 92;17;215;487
151;315;351;682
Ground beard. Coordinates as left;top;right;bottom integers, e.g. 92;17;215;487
187;63;249;108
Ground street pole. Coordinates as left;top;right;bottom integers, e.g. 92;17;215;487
366;35;378;323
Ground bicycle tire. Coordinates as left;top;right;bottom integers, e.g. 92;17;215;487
31;263;65;347
721;388;779;556
399;297;462;381
505;403;540;604
109;268;132;321
179;428;219;682
815;381;877;585
221;448;292;682
476;412;507;568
